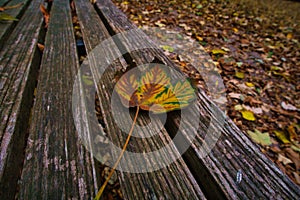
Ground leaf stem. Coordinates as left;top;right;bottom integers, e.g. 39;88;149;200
94;106;140;200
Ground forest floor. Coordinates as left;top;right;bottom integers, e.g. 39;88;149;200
112;0;300;187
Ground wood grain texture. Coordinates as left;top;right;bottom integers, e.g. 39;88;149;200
0;0;9;6
0;0;31;48
74;0;206;199
95;0;300;199
0;0;44;198
19;1;98;199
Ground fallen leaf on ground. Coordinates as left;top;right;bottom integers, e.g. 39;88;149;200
274;130;290;144
234;104;243;111
235;71;245;79
241;110;256;121
161;45;174;52
278;154;293;165
245;82;255;87
243;105;263;114
281;102;298;111
286;148;300;170
293;172;300;185
247;129;272;146
211;49;227;55
288;124;298;142
228;92;243;99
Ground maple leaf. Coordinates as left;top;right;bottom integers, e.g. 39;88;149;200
114;72;140;107
115;65;196;113
97;65;196;199
247;129;272;146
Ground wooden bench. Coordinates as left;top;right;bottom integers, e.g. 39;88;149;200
0;0;299;199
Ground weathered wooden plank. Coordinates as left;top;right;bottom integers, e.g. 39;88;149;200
74;0;206;199
165;94;300;199
0;0;44;199
18;1;98;199
95;0;300;199
0;0;31;49
0;0;9;6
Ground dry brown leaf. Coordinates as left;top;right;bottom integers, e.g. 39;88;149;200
70;0;76;11
40;4;49;28
288;124;298;142
293;172;300;185
37;43;44;52
278;154;293;165
0;3;23;11
286;148;300;171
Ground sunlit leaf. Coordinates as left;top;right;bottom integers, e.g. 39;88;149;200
236;62;243;67
247;129;272;146
161;45;174;52
288;124;297;142
196;4;203;9
211;49;227;55
278;154;293;165
115;65;196;113
287;33;293;39
234;104;243;110
245;82;255;87
291;145;300;153
274;130;290;144
241;110;255;121
232;28;239;33
235;71;244;79
195;35;203;41
154;21;165;27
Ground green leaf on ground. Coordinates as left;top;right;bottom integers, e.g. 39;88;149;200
247;129;272;146
161;45;174;52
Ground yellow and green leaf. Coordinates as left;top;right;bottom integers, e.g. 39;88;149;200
211;49;227;55
142;80;196;113
115;65;196;113
274;130;290;144
114;72;140;107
